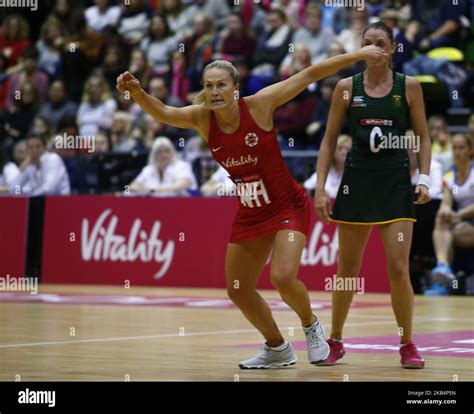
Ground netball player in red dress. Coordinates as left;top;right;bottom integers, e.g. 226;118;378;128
117;45;387;369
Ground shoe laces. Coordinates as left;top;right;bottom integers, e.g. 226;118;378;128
306;328;321;349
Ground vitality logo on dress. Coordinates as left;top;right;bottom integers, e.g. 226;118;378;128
221;155;258;168
245;132;259;147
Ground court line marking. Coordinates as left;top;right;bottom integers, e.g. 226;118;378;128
0;317;455;349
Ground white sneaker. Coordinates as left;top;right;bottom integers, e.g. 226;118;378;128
304;319;330;364
239;342;297;369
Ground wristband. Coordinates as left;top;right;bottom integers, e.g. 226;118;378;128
417;174;431;190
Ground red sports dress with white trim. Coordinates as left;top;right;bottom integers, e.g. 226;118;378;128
208;98;311;243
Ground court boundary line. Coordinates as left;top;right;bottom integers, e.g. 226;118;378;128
0;317;455;349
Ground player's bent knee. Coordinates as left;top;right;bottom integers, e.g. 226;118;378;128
227;285;254;304
270;270;296;290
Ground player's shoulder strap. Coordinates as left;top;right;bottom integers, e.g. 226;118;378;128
393;71;406;99
351;72;364;98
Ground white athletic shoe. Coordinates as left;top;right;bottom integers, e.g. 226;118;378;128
239;342;297;369
304;319;330;364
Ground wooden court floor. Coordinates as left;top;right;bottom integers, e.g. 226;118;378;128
0;284;472;381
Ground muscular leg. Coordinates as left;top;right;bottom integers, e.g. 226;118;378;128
379;220;414;342
226;235;284;346
269;230;314;327
331;223;373;340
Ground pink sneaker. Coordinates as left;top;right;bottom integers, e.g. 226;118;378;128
400;341;425;369
314;338;345;366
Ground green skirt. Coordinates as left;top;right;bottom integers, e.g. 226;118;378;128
331;166;416;225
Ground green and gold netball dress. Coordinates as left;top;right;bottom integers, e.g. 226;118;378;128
331;71;416;225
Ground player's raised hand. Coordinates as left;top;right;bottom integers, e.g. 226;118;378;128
116;71;142;98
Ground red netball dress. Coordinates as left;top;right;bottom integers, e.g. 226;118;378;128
208;98;311;243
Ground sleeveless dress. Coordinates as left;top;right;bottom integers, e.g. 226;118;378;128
208;98;311;243
331;71;417;225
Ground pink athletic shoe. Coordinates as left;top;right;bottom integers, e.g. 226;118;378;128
400;341;425;369
314;338;346;366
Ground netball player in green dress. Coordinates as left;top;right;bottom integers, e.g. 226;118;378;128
315;22;431;369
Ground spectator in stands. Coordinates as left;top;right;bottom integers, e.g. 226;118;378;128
94;131;112;153
280;43;313;79
328;40;365;79
77;75;117;136
114;89;142;119
336;9;368;53
170;50;189;103
273;0;305;29
213;12;256;67
320;1;347;34
184;13;216;94
118;0;152;45
289;4;334;64
5;46;49;113
85;0;121;32
30;116;53;143
160;0;189;38
101;45;127;92
249;8;293;93
138;112;163;149
3;80;39;143
129;48;151;91
13;140;27;166
306;76;341;148
139;76;192;142
200;165;235;196
110;111;142;152
58;10;104;102
49;0;74;28
429;115;453;173
129;136;197;196
183;0;230;31
428;133;474;295
0;14;31;67
416;0;467;51
10;134;71;196
241;0;269;35
36;17;64;80
149;76;183;108
37;80;78;131
0;149;19;193
380;9;414;73
140;13;177;78
303;135;352;198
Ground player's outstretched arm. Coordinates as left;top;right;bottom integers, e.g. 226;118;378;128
116;71;205;132
254;45;387;111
